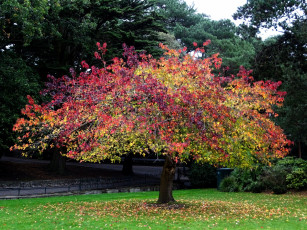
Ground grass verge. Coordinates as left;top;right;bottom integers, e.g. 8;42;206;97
0;189;306;229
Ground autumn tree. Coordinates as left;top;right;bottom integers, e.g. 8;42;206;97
12;43;291;203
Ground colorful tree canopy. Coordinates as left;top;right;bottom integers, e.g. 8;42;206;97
11;42;291;168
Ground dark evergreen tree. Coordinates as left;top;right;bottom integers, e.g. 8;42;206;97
0;51;41;155
154;0;203;29
233;0;306;35
1;0;166;78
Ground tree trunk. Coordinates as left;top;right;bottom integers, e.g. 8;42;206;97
49;149;66;175
122;152;134;175
298;141;302;158
158;155;176;203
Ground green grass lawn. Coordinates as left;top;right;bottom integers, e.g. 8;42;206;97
0;189;306;229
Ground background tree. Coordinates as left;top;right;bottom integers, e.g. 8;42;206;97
155;0;256;74
233;0;306;36
0;0;49;48
0;51;41;157
154;0;203;29
174;19;256;73
234;0;307;157
157;32;182;50
12;44;291;203
1;0;166;78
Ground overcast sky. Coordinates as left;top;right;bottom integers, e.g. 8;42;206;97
184;0;246;23
184;0;281;39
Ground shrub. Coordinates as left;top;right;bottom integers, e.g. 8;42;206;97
230;168;264;193
246;181;265;193
277;157;307;190
221;157;307;194
272;185;288;194
219;176;240;192
188;162;217;188
277;157;307;170
286;168;307;190
261;165;289;194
